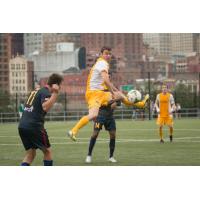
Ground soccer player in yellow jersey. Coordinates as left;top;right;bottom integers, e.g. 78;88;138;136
67;47;122;141
155;84;176;143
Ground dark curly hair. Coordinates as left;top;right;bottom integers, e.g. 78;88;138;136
47;73;63;86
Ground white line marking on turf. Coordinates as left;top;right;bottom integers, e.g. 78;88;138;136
2;136;200;146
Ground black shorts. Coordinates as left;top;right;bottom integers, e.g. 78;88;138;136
18;127;50;151
94;115;116;132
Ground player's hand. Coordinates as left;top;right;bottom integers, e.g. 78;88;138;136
169;108;174;114
157;108;160;114
52;84;60;94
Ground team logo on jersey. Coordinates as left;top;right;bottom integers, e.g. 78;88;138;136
24;106;34;112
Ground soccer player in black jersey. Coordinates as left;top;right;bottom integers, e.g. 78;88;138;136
85;94;149;163
18;73;63;166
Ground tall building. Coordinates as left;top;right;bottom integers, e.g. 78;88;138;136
80;33;143;69
171;33;200;55
43;33;81;52
31;51;80;80
24;33;43;58
0;33;11;93
143;33;171;58
11;33;24;56
9;55;34;94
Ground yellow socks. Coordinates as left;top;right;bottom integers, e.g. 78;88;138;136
71;116;89;136
170;127;173;136
159;128;163;140
122;97;133;106
134;101;145;108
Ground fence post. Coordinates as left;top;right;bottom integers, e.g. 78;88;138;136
148;72;151;120
198;73;200;117
16;93;18;113
64;92;67;121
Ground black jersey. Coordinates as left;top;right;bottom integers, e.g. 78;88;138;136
98;100;121;118
18;87;51;129
98;104;114;119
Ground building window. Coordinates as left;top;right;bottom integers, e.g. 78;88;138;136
11;64;15;70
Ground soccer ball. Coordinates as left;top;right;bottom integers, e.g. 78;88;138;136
127;90;142;103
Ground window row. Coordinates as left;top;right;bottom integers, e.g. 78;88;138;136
11;64;26;70
11;72;26;77
12;86;26;91
12;79;25;84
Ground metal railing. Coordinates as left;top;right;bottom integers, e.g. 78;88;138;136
0;108;200;123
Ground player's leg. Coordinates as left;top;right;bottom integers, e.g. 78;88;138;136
167;116;174;142
105;118;117;162
86;130;100;163
156;117;164;143
21;149;36;166
108;130;117;162
18;128;36;166
68;107;99;141
169;126;173;142
42;147;53;166
68;91;111;141
123;94;149;108
86;117;103;163
32;128;53;166
159;125;164;143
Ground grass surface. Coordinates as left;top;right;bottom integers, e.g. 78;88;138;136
0;118;200;166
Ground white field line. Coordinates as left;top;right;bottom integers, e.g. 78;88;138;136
0;128;200;138
1;136;200;146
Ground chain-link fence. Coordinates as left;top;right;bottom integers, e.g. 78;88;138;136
0;71;199;122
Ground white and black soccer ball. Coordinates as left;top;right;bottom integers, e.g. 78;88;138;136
127;90;142;103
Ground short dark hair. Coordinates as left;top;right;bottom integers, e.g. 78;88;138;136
100;46;112;53
47;73;63;86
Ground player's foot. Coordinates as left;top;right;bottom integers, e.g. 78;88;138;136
67;130;77;141
169;135;173;142
160;139;164;143
85;155;92;163
143;94;150;105
144;94;150;102
108;157;117;163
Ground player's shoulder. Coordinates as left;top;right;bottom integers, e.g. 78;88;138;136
38;87;51;96
95;58;109;67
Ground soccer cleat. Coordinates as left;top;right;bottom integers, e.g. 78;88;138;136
85;155;92;163
67;130;77;141
143;94;150;104
160;139;164;143
170;135;173;142
108;157;117;163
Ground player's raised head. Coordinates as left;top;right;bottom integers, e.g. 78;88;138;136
47;73;63;87
100;46;112;62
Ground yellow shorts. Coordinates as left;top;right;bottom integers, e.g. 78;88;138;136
157;116;173;126
85;90;112;109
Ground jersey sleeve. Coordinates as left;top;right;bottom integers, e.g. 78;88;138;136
95;60;109;73
40;90;51;104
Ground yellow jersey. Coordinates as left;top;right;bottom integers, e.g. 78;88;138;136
155;92;175;117
86;57;109;92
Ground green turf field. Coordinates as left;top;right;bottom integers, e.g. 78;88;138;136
0;118;200;166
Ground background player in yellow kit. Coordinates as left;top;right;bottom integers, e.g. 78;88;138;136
155;84;176;143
